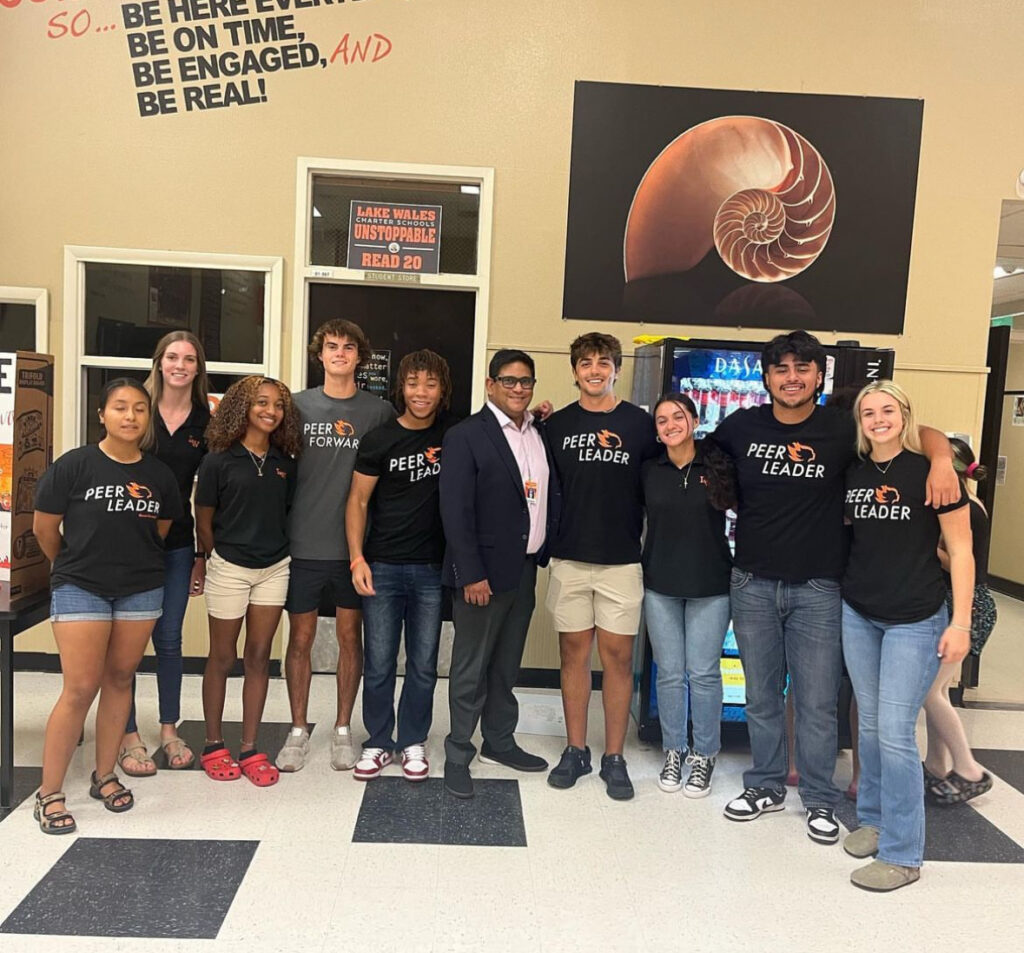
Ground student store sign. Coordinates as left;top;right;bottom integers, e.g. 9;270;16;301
3;0;398;117
347;202;442;274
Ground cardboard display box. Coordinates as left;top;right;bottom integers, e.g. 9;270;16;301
0;351;54;598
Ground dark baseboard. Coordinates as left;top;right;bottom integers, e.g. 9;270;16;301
989;575;1024;601
14;653;281;678
515;668;602;691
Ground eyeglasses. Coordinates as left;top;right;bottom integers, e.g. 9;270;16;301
492;376;536;390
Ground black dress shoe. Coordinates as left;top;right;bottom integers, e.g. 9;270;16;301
479;742;548;772
547;745;592;789
599;754;634;801
444;761;474;799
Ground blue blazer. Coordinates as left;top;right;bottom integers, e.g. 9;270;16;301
439;406;559;593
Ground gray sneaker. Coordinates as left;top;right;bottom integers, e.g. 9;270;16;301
843;825;880;858
331;725;359;771
850;859;920;892
276;727;310;772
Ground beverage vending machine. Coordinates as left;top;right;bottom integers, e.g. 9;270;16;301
629;336;894;742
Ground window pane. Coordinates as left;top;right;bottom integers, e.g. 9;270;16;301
83;367;245;445
83;263;265;364
310;175;480;274
0;302;37;352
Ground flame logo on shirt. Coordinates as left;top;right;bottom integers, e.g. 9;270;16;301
126;482;152;500
276;468;287;479
786;441;817;463
596;430;622;449
874;485;901;504
334;419;356;437
700;474;709;488
188;436;201;448
424;446;442;465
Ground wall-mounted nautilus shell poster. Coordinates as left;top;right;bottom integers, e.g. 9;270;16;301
562;82;923;334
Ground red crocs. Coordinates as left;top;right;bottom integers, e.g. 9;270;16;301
200;747;241;782
239;752;279;787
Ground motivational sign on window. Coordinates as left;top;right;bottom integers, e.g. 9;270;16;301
356;349;391;399
346;202;442;274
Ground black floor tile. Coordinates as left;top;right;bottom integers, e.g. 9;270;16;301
353;777;527;847
976;748;1024;797
0;837;258;939
0;766;42;823
835;797;1024;863
164;721;314;770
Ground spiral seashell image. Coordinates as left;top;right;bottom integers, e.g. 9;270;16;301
624;116;836;283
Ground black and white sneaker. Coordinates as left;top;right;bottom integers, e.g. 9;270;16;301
658;749;683;792
723;785;786;821
806;807;840;844
683;754;715;799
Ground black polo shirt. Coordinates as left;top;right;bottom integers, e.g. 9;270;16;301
641;449;732;598
154;403;210;552
195;442;297;569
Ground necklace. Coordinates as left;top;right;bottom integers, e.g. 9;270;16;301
680;459;695;489
244;444;268;477
872;457;895;475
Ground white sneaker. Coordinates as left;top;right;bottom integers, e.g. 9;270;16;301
275;727;310;772
331;725;359;771
401;745;429;782
353;747;393;781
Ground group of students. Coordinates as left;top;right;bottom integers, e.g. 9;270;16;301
29;323;996;894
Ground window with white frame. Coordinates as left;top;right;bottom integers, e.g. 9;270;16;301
291;158;493;407
0;286;48;354
63;247;283;450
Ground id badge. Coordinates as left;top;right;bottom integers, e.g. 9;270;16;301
524;479;538;504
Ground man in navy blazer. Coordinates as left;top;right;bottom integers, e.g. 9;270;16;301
439;348;558;798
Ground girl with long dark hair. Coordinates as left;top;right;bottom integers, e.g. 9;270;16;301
922;437;996;804
32;379;182;832
642;392;736;797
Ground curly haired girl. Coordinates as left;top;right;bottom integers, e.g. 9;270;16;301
194;376;300;786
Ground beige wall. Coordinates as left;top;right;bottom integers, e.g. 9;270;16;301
989;341;1024;583
3;0;1019;662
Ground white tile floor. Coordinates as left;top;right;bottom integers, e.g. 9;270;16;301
0;670;1022;952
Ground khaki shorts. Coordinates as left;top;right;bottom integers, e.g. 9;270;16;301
205;552;291;620
545;558;643;635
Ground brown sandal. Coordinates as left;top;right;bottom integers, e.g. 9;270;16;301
89;771;134;813
34;791;77;835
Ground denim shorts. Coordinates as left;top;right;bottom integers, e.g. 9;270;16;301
51;583;165;623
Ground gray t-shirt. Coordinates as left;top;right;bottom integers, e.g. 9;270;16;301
288;386;395;560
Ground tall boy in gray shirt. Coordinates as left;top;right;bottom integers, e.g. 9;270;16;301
276;319;394;772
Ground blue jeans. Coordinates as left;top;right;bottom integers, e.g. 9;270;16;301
730;569;843;808
842;600;945;868
361;562;442;750
127;546;193;732
643;590;730;756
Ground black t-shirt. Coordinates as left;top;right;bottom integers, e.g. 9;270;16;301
711;403;857;582
943;497;989;588
354;414;458;564
195;443;296;569
34;445;183;597
843;451;967;623
153;403;210;552
546;400;659;565
641;448;732;598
